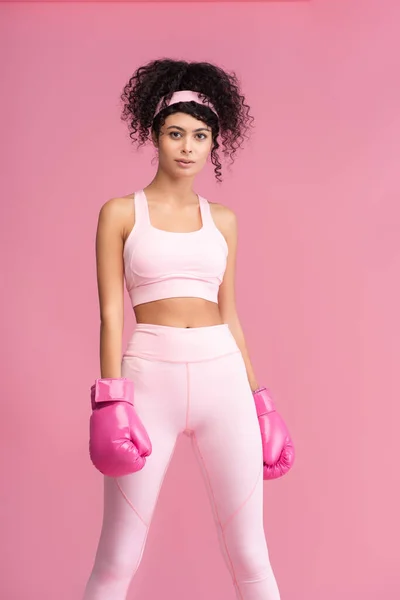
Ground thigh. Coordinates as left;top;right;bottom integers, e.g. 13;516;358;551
117;356;187;525
188;352;264;528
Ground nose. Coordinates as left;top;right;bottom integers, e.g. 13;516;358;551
181;139;193;154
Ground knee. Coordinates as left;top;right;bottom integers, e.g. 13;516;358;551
90;557;135;589
233;545;275;583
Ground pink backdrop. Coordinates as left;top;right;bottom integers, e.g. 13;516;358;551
1;0;399;598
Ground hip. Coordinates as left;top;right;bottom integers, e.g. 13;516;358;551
123;322;241;363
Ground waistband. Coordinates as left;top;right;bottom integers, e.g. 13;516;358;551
123;323;241;363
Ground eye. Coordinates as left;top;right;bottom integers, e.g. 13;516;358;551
169;131;208;140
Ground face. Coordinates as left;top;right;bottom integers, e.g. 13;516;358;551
152;112;213;177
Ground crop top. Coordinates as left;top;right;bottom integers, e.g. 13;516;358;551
123;189;229;308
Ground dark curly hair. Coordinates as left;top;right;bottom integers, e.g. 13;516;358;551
120;58;255;183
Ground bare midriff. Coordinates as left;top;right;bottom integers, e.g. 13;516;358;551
134;297;224;328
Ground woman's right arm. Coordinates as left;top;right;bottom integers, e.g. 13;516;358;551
95;198;126;379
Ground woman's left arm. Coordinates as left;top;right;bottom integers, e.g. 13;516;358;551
216;205;259;392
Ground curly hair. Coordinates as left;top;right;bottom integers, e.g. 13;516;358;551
120;58;255;183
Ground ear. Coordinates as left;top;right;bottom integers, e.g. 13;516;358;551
151;130;158;148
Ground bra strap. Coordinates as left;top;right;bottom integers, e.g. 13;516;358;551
134;190;151;228
199;195;214;229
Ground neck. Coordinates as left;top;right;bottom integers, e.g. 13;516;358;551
146;171;197;204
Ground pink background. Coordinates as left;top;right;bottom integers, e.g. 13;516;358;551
1;0;400;598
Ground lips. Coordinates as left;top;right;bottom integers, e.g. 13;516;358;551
176;159;194;164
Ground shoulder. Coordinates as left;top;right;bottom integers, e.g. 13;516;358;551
97;194;135;240
99;194;134;219
208;200;238;238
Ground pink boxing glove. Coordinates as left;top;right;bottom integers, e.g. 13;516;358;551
89;377;152;477
253;386;295;480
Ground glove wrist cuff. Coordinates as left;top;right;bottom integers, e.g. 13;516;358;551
90;377;134;410
252;386;276;416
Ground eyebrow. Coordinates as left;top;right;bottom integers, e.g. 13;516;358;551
166;125;210;133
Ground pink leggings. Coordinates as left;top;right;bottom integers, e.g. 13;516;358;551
83;323;281;600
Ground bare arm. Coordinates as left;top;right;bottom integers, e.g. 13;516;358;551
217;206;259;392
95;198;126;378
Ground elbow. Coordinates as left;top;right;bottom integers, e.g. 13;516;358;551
100;310;123;328
224;312;244;342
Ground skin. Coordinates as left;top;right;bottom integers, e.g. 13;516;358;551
95;111;259;390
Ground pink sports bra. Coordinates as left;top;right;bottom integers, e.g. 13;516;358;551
123;189;229;308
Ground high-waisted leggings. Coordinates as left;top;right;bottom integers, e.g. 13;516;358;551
83;323;281;600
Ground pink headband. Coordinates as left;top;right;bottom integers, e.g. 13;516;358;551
154;90;218;118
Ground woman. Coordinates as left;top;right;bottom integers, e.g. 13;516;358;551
84;58;282;600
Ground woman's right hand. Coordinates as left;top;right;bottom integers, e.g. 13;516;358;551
89;377;152;477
